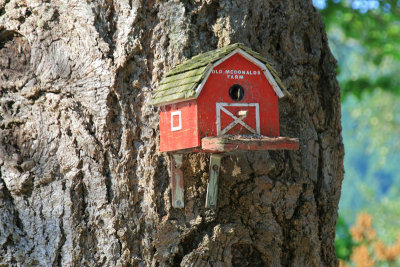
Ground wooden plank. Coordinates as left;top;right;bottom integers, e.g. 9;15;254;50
170;154;184;208
205;154;223;209
201;136;299;152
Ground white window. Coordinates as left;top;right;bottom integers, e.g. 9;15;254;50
171;111;182;131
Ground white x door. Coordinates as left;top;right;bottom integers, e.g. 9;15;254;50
216;102;260;136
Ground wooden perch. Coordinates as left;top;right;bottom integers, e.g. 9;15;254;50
201;135;299;152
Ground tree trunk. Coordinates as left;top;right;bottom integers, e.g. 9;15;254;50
0;0;343;266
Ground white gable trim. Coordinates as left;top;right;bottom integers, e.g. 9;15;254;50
194;48;285;98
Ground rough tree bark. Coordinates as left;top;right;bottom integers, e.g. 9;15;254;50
0;0;343;266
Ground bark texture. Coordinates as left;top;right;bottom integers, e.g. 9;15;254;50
0;0;343;266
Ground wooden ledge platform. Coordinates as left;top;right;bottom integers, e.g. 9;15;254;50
201;135;299;153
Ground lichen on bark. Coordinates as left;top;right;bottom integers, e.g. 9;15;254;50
0;0;343;266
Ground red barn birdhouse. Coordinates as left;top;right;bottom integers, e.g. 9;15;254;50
151;43;299;209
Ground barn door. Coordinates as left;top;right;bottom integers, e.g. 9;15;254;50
216;103;260;136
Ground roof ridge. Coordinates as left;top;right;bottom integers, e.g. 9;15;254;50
151;43;288;106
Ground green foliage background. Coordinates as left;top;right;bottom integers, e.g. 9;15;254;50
315;0;400;262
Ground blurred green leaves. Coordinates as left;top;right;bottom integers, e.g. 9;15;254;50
317;0;400;97
341;75;400;98
335;216;355;260
321;0;400;61
344;89;400;166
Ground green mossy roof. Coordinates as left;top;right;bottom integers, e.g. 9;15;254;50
151;43;287;106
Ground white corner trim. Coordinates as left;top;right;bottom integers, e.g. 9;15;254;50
195;48;285;99
263;69;285;98
171;111;182;131
194;66;213;98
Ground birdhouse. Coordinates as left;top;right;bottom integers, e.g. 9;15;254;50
151;43;299;209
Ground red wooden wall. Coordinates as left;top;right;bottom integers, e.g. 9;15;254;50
159;100;199;152
197;53;279;138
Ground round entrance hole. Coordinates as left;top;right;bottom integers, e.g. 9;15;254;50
229;84;244;101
